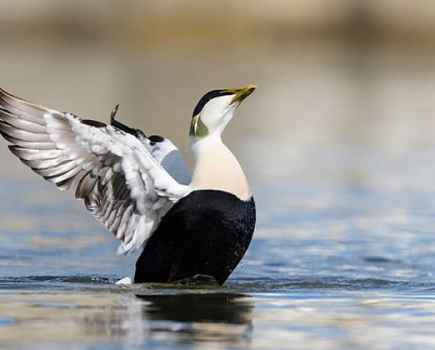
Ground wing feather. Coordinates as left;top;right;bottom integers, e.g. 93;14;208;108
0;88;192;253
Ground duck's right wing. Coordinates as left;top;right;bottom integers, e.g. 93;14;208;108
0;88;192;254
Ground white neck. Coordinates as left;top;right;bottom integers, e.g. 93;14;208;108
190;134;251;201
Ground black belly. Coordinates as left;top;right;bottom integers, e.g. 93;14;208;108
134;190;256;285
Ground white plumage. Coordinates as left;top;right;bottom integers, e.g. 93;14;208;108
0;84;256;272
0;89;192;254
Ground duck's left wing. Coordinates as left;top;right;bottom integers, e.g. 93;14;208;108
109;110;191;185
0;88;192;254
147;137;191;185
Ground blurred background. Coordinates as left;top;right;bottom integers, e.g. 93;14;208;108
1;0;435;186
1;0;435;229
1;0;435;275
1;0;435;271
3;1;435;349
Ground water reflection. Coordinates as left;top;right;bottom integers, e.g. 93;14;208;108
137;293;252;324
83;292;253;347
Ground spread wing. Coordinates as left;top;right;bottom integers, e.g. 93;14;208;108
148;138;191;185
109;105;191;185
0;88;192;254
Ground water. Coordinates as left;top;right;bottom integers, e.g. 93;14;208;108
2;44;435;349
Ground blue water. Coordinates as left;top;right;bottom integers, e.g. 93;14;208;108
2;46;435;349
2;168;435;350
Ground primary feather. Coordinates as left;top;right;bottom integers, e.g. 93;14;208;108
0;88;192;254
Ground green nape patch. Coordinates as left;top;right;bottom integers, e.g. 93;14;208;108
190;114;209;138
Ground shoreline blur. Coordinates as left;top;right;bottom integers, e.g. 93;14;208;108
1;1;435;52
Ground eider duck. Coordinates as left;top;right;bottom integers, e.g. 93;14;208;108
0;85;256;285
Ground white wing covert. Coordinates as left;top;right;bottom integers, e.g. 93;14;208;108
0;88;191;254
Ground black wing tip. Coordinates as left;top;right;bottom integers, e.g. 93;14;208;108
7;145;26;162
148;135;164;143
81;119;107;128
108;104;148;139
8;144;22;155
111;117;145;139
110;104;120;123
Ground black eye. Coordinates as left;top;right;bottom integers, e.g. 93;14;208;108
148;135;164;145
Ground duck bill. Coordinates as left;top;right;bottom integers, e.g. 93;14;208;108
227;84;256;105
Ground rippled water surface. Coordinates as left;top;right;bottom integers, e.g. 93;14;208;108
2;45;435;349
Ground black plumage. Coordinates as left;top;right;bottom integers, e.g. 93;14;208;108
0;87;257;285
81;119;107;128
134;190;256;285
